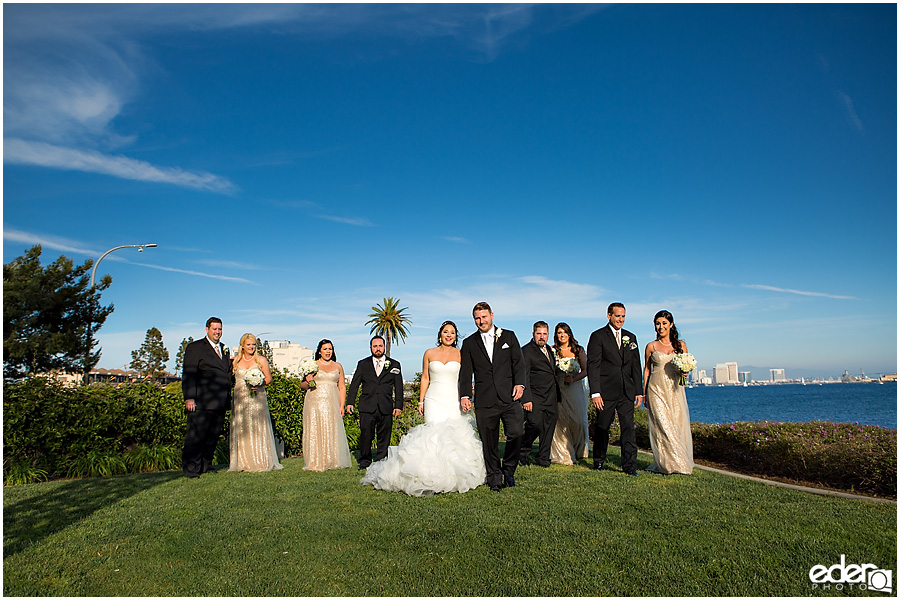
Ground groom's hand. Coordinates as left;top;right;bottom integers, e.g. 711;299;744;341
346;404;354;415
634;395;644;408
523;401;533;412
392;408;402;417
512;385;524;401
460;397;472;412
185;399;196;412
591;395;604;411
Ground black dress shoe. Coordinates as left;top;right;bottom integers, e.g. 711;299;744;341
202;467;218;474
185;473;200;479
624;470;639;477
358;463;371;470
535;461;551;468
592;462;604;471
503;475;516;488
518;457;530;467
490;485;502;493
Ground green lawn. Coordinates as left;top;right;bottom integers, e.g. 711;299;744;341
4;448;895;596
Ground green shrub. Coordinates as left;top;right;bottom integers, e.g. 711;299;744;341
3;455;48;486
692;420;897;497
124;443;181;473
66;449;127;478
265;371;305;455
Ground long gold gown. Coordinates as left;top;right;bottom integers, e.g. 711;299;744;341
229;365;284;472
302;369;352;471
645;351;694;474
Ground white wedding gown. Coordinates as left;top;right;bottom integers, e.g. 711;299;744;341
360;360;486;496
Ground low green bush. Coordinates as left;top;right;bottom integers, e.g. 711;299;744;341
692;420;897;497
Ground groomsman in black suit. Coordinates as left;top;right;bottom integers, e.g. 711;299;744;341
519;321;560;468
346;336;404;469
459;302;527;492
181;317;233;478
587;303;644;476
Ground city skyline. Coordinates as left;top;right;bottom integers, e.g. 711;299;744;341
3;4;896;380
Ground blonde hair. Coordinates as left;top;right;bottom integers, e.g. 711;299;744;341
235;333;262;367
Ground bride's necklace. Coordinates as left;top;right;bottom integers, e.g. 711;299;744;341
657;339;672;346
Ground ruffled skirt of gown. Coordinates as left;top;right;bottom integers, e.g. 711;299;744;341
361;360;486;496
229;366;284;472
646;352;694;474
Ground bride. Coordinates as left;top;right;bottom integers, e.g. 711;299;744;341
642;310;694;474
361;321;486;496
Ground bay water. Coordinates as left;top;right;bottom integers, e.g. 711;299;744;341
680;382;897;428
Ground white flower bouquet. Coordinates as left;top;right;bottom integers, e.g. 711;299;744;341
245;367;265;394
671;353;697;386
556;356;578;374
297;357;319;389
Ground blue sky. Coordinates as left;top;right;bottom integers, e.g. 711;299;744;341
3;3;897;379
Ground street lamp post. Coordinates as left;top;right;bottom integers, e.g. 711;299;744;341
83;243;158;385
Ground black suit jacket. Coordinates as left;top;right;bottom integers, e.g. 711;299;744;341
458;327;526;409
182;338;233;411
587;325;642;403
521;340;560;408
346;356;404;414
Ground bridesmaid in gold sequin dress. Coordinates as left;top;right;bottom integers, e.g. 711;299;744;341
642;311;694;475
300;340;352;471
229;333;283;472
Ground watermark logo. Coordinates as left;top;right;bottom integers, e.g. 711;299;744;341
809;555;892;594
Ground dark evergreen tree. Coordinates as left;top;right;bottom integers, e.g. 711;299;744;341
130;327;170;382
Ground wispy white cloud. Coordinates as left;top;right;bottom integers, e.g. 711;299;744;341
315;214;374;227
4;139;236;193
838;91;865;134
194;259;265;271
4;227;98;256
740;283;857;300
440;236;470;244
122;261;258;284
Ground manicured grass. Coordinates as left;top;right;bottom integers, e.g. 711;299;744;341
4;448;895;596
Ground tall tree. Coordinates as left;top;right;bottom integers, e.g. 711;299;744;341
365;297;411;358
130;327;170;382
3;245;114;380
174;336;194;374
258;338;274;365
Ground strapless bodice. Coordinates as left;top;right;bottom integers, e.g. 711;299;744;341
428;360;460;385
314;369;341;385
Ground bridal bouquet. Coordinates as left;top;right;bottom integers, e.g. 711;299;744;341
245;367;265;395
297;357;319;389
556;356;578;374
671;353;697;386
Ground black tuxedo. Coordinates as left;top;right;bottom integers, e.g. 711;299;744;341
519;340;560;467
587;324;642;472
458;326;526;489
347;355;403;467
181;337;233;476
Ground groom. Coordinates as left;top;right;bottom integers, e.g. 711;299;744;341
459;302;526;492
587;302;643;476
346;336;404;469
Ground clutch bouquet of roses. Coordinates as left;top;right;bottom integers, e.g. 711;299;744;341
671;353;697;386
297;357;319;389
244;367;265;395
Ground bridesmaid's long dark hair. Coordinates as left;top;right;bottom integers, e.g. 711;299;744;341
314;339;336;361
553;322;583;358
654;310;682;354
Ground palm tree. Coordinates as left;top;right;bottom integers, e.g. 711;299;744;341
365;297;411;357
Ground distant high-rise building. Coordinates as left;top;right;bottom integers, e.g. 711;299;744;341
770;368;786;382
739;371;752;383
268;340;314;373
715;363;739;384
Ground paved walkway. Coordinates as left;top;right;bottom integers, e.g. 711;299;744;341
635;450;895;504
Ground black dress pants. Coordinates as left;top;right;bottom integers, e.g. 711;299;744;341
183;408;226;476
520;403;559;466
592;396;636;472
475;401;524;488
358;407;392;467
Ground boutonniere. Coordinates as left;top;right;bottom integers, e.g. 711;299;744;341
494;327;503;341
222;345;229;357
383;359;391;370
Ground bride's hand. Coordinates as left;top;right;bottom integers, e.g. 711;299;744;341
417;401;425;416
